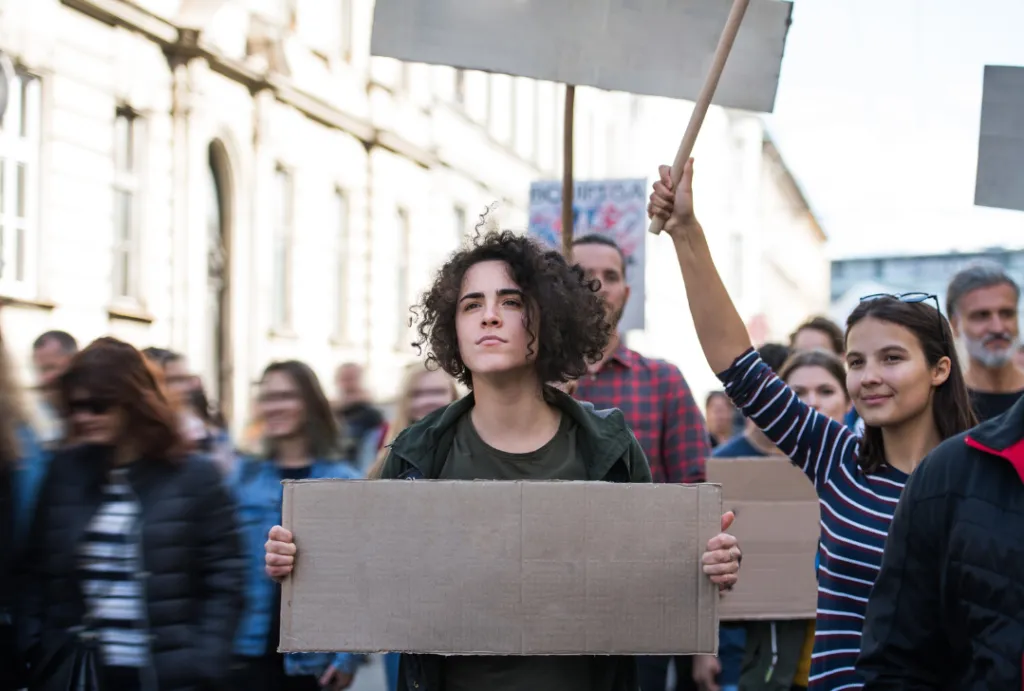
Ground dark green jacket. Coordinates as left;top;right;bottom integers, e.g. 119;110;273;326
381;386;652;691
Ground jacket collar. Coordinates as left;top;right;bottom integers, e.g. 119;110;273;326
75;443;172;492
608;344;640;370
389;386;634;481
964;392;1024;483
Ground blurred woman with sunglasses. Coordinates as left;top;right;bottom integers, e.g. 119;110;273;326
18;337;244;691
228;361;361;691
142;349;234;476
649;159;975;691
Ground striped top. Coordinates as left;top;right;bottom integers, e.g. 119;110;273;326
77;468;149;669
719;350;908;691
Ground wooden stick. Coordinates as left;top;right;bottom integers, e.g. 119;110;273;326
561;84;576;257
648;0;751;235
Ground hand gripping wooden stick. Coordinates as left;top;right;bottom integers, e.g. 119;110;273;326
648;0;752;235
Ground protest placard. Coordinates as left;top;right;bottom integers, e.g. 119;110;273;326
371;0;793;249
975;65;1024;213
528;179;648;331
370;0;792;113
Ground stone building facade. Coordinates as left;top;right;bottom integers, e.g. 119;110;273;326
0;0;827;427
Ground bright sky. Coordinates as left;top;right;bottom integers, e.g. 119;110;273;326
765;0;1024;258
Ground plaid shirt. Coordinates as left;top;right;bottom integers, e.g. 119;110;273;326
574;344;708;484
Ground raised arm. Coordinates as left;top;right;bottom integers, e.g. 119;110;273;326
650;160;856;486
647;159;753;373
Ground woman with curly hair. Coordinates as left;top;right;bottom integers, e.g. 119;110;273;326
263;226;743;691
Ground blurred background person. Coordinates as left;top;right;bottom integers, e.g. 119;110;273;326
788;316;844;356
186;382;235;476
704;390;736;448
789;315;861;434
30;331;78;449
19;337;244;691
946;262;1024;421
229;360;362;691
143;348;233;474
1;322;45;691
334;362;386;472
368;361;458;479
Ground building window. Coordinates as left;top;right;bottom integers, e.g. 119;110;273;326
339;0;353;62
333;187;350;341
0;69;41;294
112;107;142;301
454;69;466;105
395;206;410;347
272;165;294;329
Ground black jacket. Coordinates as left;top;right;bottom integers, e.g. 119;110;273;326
380;388;653;691
0;462;21;691
18;445;245;691
857;396;1024;690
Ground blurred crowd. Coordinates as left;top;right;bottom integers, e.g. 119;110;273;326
2;221;1023;691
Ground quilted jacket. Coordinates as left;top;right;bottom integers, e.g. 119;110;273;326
17;444;245;691
858;395;1024;690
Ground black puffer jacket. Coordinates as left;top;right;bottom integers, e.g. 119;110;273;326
18;445;244;691
857;395;1024;690
1;462;22;691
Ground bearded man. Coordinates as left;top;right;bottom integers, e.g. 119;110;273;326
947;261;1024;421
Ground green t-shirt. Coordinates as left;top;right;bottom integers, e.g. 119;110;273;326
439;411;595;691
438;411;587;481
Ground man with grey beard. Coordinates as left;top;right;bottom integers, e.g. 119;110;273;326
947;261;1024;421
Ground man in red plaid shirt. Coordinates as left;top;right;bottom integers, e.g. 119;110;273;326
571;235;709;484
571;234;712;691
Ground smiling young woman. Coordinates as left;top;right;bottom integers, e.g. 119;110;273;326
648;159;975;690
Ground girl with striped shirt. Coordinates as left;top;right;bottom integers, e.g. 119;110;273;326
648;159;976;690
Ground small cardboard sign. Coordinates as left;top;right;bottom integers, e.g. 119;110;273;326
528;179;648;331
279;479;722;654
708;457;819;621
974;65;1024;213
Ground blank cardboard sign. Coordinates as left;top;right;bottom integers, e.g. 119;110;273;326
370;0;793;113
708;457;819;621
975;65;1024;213
279;479;721;655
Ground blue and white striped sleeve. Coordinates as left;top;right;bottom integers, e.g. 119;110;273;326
717;349;858;488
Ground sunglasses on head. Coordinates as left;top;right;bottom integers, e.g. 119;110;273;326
859;291;945;340
68;398;115;415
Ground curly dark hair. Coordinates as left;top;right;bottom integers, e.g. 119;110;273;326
413;228;612;388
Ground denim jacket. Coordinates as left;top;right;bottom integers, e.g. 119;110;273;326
229;456;361;676
12;424;48;547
